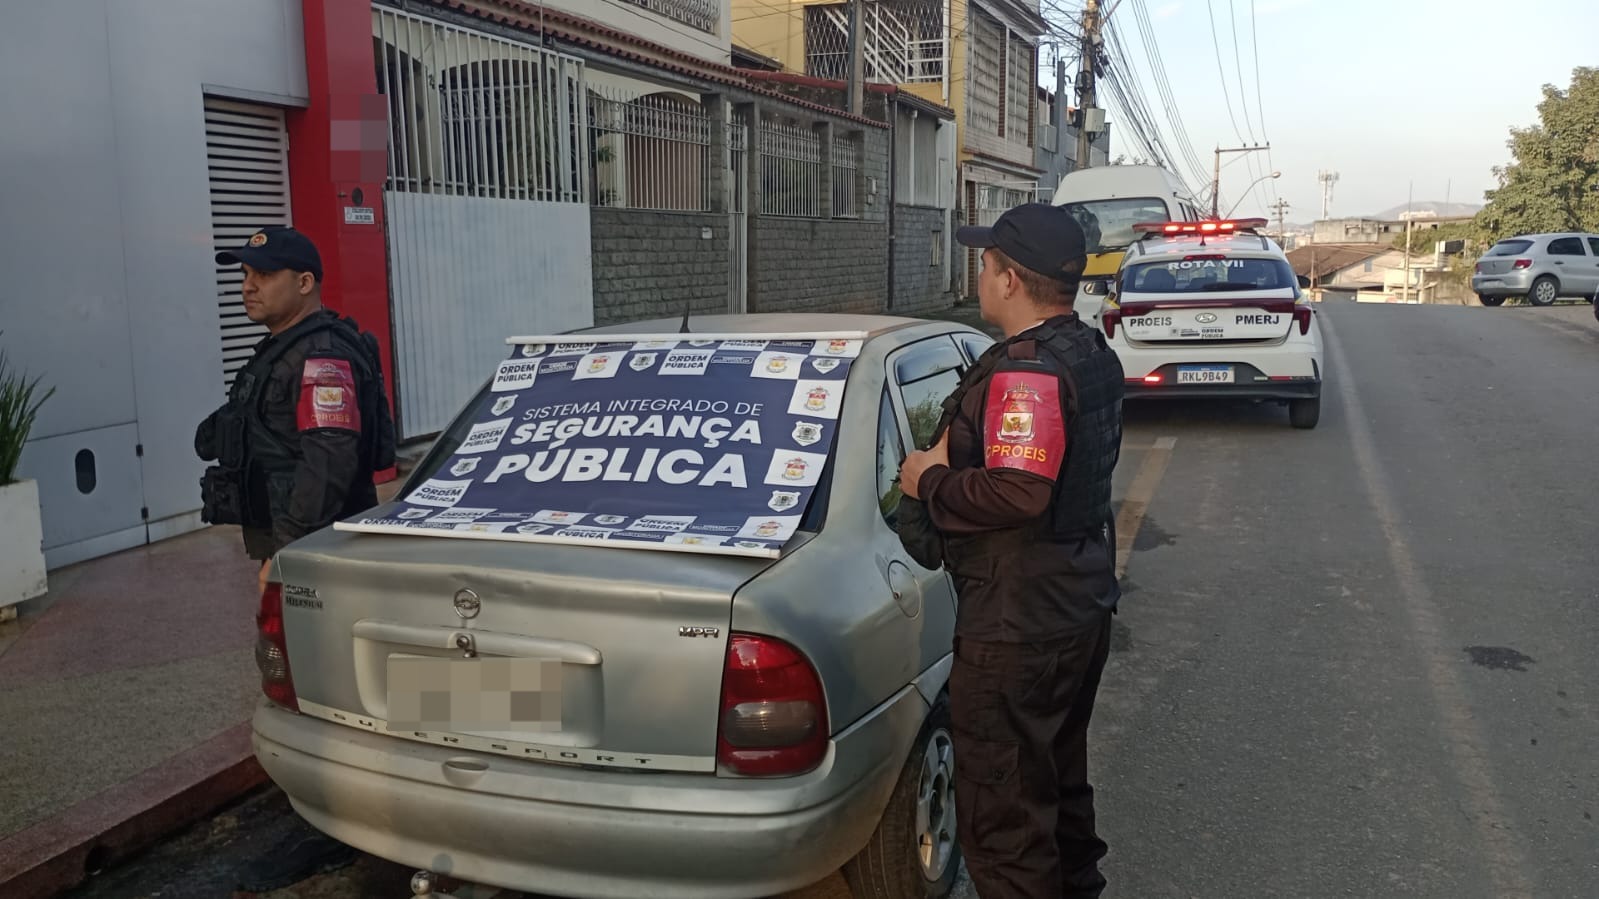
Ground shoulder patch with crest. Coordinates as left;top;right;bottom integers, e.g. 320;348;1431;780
297;357;361;433
982;370;1066;480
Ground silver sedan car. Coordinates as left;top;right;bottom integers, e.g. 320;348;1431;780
1471;232;1599;306
250;313;996;899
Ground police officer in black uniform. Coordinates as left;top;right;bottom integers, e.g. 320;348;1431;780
195;226;394;890
898;203;1124;898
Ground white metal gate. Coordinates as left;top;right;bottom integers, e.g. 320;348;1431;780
204;96;291;393
729;116;748;313
374;6;595;439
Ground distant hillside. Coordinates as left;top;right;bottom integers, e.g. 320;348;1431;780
1368;201;1482;220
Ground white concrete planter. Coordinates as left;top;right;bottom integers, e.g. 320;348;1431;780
1;479;48;612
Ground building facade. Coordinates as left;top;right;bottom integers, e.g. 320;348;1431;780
3;0;922;569
732;0;1050;298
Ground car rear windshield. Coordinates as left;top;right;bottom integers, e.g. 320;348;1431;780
1059;197;1170;254
393;336;861;552
1123;256;1298;293
1486;240;1534;256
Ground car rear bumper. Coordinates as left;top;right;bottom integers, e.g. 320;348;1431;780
1114;332;1322;400
1125;368;1320;400
1472;271;1534;295
251;686;926;899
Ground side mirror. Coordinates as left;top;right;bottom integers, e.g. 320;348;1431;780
1297;275;1312;289
1081;277;1115;296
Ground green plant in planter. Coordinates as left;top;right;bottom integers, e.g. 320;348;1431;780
0;333;55;486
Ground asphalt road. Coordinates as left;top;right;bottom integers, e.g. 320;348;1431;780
66;300;1599;898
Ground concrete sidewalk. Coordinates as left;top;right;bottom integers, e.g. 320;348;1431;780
0;475;406;898
0;524;267;897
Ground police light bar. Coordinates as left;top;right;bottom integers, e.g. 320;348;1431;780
1132;218;1270;236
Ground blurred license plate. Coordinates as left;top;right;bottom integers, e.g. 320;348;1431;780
386;656;563;733
1177;366;1234;384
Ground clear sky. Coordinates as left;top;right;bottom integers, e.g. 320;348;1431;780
1049;0;1597;221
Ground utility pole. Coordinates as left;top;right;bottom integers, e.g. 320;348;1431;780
1269;198;1291;245
1402;181;1413;303
847;0;865;115
1211;144;1270;217
1075;0;1101;170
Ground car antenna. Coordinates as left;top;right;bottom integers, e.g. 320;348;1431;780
679;300;692;333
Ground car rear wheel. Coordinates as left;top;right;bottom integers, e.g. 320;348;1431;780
1477;294;1506;307
1528;276;1559;306
1289;395;1321;429
843;695;961;899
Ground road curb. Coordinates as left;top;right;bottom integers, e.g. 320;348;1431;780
0;720;267;898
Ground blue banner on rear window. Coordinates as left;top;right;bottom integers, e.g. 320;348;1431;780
336;334;864;558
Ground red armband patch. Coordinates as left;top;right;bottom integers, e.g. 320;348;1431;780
297;358;361;433
982;370;1066;480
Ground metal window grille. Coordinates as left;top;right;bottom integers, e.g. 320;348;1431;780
615;0;719;34
1005;34;1034;147
967;9;1003;139
588;88;712;211
760;120;822;218
831;135;859;218
373;6;588;204
804;0;946;84
204;97;290;390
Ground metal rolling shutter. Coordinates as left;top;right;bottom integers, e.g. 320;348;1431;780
204;96;292;391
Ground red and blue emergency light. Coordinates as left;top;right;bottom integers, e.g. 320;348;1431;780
1131;218;1270;237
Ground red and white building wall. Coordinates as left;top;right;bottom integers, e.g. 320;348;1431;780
2;0;396;568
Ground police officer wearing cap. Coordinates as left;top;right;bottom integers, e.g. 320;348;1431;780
195;227;395;887
897;203;1124;898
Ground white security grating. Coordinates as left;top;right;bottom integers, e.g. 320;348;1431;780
804;0;947;84
374;5;588;204
204;96;291;392
760;119;822;218
588;88;712;212
831;134;860;218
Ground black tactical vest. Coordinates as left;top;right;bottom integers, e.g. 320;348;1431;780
1029;316;1125;535
932;313;1124;540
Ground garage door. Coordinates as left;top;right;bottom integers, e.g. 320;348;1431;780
204;95;292;392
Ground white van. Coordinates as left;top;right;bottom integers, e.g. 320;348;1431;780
1050;165;1206;319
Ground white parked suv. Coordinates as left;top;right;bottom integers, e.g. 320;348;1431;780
1098;218;1325;429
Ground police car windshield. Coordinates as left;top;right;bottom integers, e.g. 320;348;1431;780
1059;198;1170;254
1124;256;1298;293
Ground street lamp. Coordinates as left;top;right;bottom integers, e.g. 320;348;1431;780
1223;171;1281;218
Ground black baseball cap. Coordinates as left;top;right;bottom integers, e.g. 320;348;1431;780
956;203;1087;284
216;226;323;281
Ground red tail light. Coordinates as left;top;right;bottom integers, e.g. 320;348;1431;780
1512;258;1532;270
1474;263;1483;274
1143;374;1163;383
255;582;299;711
1102;308;1121;339
1293;305;1313;335
717;634;827;776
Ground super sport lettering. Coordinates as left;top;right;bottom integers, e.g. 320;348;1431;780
297;358;360;433
982;371;1065;481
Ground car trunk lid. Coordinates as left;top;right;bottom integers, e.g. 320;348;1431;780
274;525;781;773
1116;295;1302;345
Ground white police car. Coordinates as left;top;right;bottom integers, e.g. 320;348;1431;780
1096;218;1324;429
